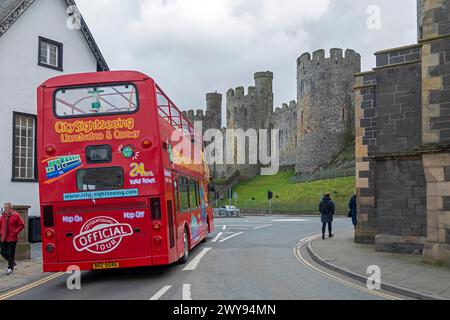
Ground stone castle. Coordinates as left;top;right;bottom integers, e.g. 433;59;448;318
184;49;361;181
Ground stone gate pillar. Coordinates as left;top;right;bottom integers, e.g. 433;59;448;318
419;0;450;266
354;71;378;244
12;205;31;260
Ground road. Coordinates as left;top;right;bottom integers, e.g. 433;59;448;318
2;216;406;300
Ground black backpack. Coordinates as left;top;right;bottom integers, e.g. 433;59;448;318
322;200;332;215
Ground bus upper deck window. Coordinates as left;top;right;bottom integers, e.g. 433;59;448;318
54;83;138;118
86;145;112;164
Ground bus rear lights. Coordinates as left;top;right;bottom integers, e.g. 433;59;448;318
142;138;152;149
45;144;56;155
46;243;55;253
153;236;162;245
153;222;162;231
45;229;55;239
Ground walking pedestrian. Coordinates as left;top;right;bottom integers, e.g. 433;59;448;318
319;193;335;240
348;192;357;230
0;202;25;275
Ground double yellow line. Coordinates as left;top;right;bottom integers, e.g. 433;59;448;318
293;235;402;301
0;272;64;300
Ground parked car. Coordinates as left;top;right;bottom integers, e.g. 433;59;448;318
217;205;240;217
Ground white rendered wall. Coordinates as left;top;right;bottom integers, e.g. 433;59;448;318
0;0;99;216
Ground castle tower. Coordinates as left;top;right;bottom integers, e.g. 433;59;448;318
225;71;274;180
254;71;274;128
295;48;361;174
206;92;222;130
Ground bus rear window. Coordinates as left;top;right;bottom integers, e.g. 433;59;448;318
55;84;138;117
77;167;124;191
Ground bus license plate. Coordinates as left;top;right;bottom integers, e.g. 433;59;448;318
92;262;119;270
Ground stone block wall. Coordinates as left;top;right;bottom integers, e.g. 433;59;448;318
355;44;426;253
374;157;427;253
374;48;422;154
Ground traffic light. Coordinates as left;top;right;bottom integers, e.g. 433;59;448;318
268;191;273;200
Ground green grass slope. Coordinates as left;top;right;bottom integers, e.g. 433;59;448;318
218;170;355;214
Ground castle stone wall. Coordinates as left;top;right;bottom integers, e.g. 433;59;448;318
272;101;298;166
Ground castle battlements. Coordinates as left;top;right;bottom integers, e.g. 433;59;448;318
273;100;297;115
297;48;361;68
227;71;274;100
181;93;223;134
227;86;259;100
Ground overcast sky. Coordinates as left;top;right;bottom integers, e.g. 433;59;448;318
76;0;417;114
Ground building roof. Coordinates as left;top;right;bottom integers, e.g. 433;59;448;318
0;0;109;71
0;0;22;24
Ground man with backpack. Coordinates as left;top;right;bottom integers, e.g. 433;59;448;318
319;193;335;240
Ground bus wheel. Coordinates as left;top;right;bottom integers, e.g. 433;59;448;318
180;229;189;264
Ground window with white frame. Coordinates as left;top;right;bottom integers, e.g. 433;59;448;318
38;37;63;71
13;113;37;181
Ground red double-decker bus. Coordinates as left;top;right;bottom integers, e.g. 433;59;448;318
37;71;214;272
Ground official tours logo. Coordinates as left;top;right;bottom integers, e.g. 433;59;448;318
73;216;133;254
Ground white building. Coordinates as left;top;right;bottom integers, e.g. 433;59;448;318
0;0;108;216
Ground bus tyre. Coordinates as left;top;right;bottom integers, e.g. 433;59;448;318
180;229;189;264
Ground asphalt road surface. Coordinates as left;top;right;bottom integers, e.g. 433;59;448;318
2;216;407;300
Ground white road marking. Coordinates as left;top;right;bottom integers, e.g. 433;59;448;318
183;284;192;300
149;285;172;300
219;232;243;243
225;227;250;230
272;219;308;222
212;232;223;243
227;225;253;228
222;225;227;230
183;248;212;271
253;224;272;230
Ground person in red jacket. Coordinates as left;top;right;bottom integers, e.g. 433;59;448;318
0;202;25;275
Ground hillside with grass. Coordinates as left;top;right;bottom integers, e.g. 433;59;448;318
217;170;355;214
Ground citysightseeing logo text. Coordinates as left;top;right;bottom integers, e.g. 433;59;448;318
55;118;140;143
73;216;133;254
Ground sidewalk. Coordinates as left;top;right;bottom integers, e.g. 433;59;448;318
309;231;450;300
0;243;46;294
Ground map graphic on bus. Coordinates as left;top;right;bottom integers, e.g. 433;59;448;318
45;155;82;180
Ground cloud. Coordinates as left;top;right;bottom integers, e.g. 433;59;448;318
75;0;417;122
